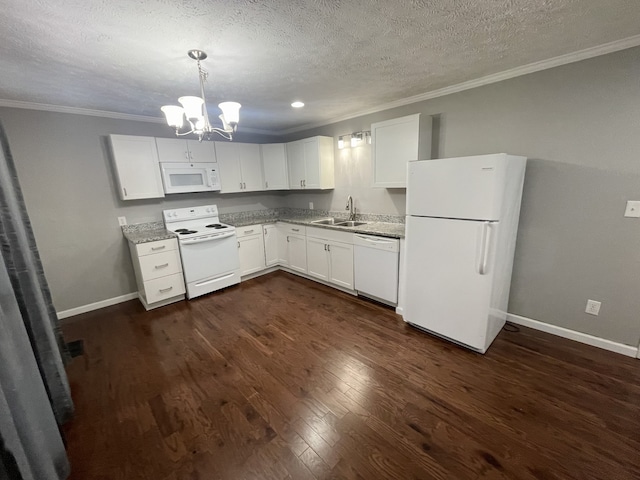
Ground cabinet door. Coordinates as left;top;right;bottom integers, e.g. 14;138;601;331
276;225;289;266
110;135;165;200
215;142;242;193
287;140;305;189
372;114;421;188
303;138;321;188
238;143;264;192
306;237;330;281
263;225;279;267
238;234;266;276
261;143;289;190
287;234;307;274
186;140;216;163
328;241;354;289
155;138;190;163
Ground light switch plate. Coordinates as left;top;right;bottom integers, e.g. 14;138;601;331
309;202;314;210
624;201;640;218
117;216;127;226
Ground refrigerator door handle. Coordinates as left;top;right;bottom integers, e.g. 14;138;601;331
478;221;493;275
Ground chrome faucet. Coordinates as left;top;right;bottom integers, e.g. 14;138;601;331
346;195;356;221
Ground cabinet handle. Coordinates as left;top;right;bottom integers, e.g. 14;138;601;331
243;182;246;189
265;181;269;188
154;263;169;269
300;180;302;187
238;241;240;248
123;187;127;197
327;244;331;252
324;244;327;251
239;182;243;190
303;179;306;187
244;229;254;234
292;228;299;232
287;236;290;243
151;245;166;251
159;286;173;293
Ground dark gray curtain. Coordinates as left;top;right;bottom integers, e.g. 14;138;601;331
0;120;72;479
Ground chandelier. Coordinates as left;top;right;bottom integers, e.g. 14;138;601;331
161;50;241;141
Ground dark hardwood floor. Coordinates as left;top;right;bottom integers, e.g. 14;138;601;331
61;271;640;480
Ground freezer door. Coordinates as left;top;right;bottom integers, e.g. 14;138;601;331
407;154;522;221
403;216;496;351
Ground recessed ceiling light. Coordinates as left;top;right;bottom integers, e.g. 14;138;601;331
291;101;305;108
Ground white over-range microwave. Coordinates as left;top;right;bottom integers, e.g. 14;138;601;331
160;162;221;194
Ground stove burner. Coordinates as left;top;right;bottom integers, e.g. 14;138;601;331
205;223;226;229
178;230;197;235
174;228;190;232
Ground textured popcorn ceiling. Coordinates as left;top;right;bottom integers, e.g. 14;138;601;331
1;0;640;133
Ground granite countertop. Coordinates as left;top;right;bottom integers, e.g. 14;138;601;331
226;215;405;238
121;222;177;245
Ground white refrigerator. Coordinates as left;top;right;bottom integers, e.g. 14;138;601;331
403;154;526;353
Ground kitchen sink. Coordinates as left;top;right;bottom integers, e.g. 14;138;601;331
311;218;338;225
335;221;368;227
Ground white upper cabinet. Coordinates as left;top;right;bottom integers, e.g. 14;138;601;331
109;135;165;200
261;143;289;190
215;142;264;193
371;114;432;188
287;136;334;190
155;138;216;163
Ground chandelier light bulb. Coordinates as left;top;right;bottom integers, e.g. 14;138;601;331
161;105;185;129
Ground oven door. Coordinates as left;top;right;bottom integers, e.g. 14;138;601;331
161;162;220;194
179;231;240;284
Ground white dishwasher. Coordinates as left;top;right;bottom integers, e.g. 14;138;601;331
353;234;400;305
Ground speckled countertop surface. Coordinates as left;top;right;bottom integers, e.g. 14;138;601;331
227;215;405;238
121;222;177;244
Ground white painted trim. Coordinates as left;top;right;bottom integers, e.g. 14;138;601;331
57;292;138;320
506;313;639;358
278;34;640;135
0;99;275;136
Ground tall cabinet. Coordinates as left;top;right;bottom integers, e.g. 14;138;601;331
287;136;334;190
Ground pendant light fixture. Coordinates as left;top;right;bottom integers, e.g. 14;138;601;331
161;50;241;141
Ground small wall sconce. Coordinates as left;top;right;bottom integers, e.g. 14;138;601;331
337;131;371;149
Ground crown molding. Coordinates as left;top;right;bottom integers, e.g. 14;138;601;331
0;99;276;136
277;34;640;136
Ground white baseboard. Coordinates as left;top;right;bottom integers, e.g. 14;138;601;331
506;313;639;358
57;292;138;320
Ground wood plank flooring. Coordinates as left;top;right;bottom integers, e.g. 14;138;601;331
61;271;640;480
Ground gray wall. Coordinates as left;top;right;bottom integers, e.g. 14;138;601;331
2;46;639;347
284;47;640;347
0;108;284;312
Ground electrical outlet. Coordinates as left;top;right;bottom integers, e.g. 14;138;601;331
624;201;640;218
585;299;601;316
309;202;314;210
117;216;127;226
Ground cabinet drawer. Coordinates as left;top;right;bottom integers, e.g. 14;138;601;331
143;273;186;304
136;238;178;256
278;223;306;235
138;249;182;281
236;224;263;239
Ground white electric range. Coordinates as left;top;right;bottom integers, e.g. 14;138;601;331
163;205;240;299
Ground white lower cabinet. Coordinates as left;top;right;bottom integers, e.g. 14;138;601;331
277;223;307;273
128;238;185;310
305;227;354;290
237;224;266;276
263;224;279;267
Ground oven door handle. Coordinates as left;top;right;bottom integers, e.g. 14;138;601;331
180;231;236;244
